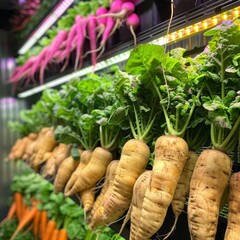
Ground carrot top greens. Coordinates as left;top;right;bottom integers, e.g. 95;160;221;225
10;170;124;240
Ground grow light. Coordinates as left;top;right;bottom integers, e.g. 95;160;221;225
18;0;74;55
155;6;240;45
17;5;239;98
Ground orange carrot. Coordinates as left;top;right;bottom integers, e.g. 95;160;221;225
33;209;41;238
58;229;68;240
21;203;28;220
0;202;16;226
50;229;59;240
6;202;16;220
23;223;33;235
10;206;37;240
39;211;48;239
14;192;23;221
43;220;57;240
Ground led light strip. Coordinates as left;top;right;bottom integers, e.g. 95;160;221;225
18;0;74;55
155;6;240;44
17;6;239;98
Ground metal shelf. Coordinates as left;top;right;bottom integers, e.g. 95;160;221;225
15;0;240;99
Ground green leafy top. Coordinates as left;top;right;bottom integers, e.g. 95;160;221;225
125;44;204;138
197;19;240;153
8;89;60;137
0;218;34;240
53;75;106;149
113;69;161;143
54;73;126;151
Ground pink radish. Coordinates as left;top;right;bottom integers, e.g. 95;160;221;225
29;47;48;83
98;1;135;42
98;2;135;20
108;0;124;34
96;7;108;39
52;37;70;61
39;30;68;84
126;13;139;46
110;0;124;13
83;13;115;61
59;22;78;72
74;16;88;71
10;67;21;80
9;56;36;83
46;30;68;63
97;15;115;59
121;0;138;2
86;14;97;72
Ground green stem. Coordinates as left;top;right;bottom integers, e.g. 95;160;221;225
104;127;108;149
175;108;179;132
177;83;205;137
92;138;100;150
66;131;86;149
129;116;137;139
186;127;204;151
218;128;224;145
221;50;225;100
108;128;113;143
99;125;105;147
89;126;92;150
141;113;158;142
133;103;141;137
220;133;237;153
78;125;88;149
147;98;157;127
211;123;218;148
206;84;214;99
104;130;120;151
213;56;222;67
218;116;240;149
140;113;144;134
150;78;175;134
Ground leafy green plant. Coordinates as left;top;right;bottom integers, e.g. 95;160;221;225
8;89;61;137
0;218;34;240
197;19;240;153
113;69;161;146
124;44;205;139
10;171;124;240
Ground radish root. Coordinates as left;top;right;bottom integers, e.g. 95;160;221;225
162;217;178;240
129;25;137;46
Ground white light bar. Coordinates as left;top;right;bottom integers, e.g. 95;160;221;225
18;0;74;55
17;6;240;98
18;51;130;98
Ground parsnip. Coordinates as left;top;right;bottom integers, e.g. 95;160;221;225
188;149;232;240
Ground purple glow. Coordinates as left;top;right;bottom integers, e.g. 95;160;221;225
7;58;15;70
0;98;17;109
19;0;26;5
